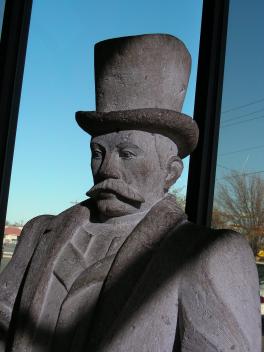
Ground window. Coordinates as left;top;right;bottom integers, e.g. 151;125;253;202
1;0;203;270
212;0;264;334
0;0;5;38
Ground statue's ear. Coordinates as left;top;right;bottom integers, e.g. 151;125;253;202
164;156;183;190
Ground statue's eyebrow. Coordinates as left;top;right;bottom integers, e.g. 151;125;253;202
116;143;143;152
90;142;105;151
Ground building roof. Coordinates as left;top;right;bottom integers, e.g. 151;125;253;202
4;226;22;236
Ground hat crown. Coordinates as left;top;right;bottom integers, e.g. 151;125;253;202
94;34;191;113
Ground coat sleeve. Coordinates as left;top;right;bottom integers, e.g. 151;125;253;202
179;230;261;352
0;214;53;351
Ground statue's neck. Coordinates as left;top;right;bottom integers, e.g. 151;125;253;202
92;195;167;225
97;210;148;225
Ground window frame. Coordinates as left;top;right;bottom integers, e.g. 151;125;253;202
0;0;229;263
185;0;230;226
0;0;33;260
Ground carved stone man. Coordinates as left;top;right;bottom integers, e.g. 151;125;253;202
0;34;261;351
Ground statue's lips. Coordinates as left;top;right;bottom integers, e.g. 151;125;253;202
87;179;145;204
95;191;116;199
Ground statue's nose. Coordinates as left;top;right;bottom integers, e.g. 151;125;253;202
98;152;120;180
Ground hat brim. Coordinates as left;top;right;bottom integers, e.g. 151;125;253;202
76;108;199;159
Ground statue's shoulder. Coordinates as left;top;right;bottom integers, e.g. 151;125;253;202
18;212;63;244
193;224;253;260
174;221;252;257
16;199;91;248
200;226;257;276
175;222;258;288
176;224;260;350
165;221;257;283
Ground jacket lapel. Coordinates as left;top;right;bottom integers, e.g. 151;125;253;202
86;194;187;349
20;202;91;306
11;202;91;351
0;214;53;342
52;255;114;351
52;232;93;292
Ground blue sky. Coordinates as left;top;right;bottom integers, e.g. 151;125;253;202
0;0;6;38
215;0;264;184
6;0;204;224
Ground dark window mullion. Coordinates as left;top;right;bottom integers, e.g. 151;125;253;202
0;0;33;263
185;0;230;226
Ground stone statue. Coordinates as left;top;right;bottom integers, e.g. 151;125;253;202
0;34;261;351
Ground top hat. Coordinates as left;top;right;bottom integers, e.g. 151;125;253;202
76;34;199;158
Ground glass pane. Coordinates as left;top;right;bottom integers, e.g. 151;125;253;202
212;0;264;343
0;0;6;39
2;0;203;270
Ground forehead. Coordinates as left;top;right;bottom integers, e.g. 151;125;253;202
91;130;156;150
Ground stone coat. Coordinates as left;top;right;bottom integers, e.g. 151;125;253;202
0;195;261;351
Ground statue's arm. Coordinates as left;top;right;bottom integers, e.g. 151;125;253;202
179;230;261;352
0;214;53;349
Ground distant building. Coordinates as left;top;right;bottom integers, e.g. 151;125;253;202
4;226;22;244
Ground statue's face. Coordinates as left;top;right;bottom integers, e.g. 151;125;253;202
88;130;181;219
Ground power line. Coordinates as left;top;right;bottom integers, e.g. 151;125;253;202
217;164;234;171
216;169;264;181
241;170;264;176
219;144;264;157
222;98;264;114
222;115;264;128
222;108;264;123
217;164;264;175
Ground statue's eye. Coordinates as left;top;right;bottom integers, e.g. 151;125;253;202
119;150;136;159
92;150;103;159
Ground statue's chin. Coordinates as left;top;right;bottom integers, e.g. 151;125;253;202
96;196;140;218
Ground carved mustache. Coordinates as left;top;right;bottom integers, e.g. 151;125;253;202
87;179;145;204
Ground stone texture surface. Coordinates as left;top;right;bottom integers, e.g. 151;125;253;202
0;33;261;351
0;197;261;351
94;34;191;113
76;34;199;159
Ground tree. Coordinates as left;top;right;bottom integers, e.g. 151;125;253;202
169;187;186;211
213;171;264;256
13;221;24;227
